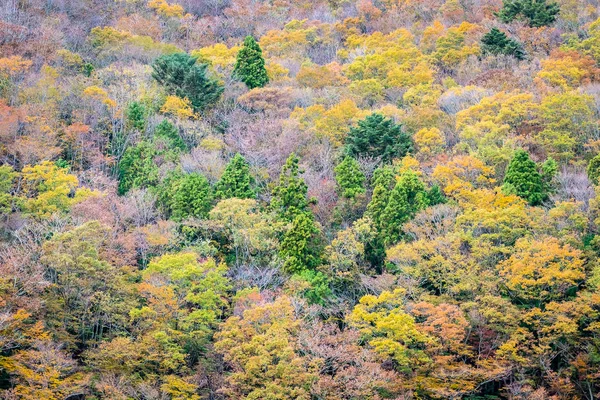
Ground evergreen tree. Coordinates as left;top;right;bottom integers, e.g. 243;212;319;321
541;157;558;195
481;28;526;60
233;36;269;89
154;119;185;151
588;154;600;185
367;165;398;228
127;101;146;131
170;173;213;221
118;141;160;195
334;156;366;199
152;53;223;111
427;184;447;206
271;153;312;222
215;153;256;199
345;113;413;163
497;0;560;27
279;213;322;274
379;170;429;245
503;149;545;205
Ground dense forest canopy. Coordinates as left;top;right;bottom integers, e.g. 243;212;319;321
2;0;600;398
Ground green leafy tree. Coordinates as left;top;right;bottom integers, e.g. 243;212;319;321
588;154;600;185
118;141;160;194
233;36;269;89
481;28;526;60
345;113;413;163
0;165;16;214
152;53;223;111
427;184;446;206
334;156;366;199
271;153;312;222
215;153;256;199
127;101;146;131
154;119;185;151
380;170;429;245
503;149;545;206
170;173;213;221
279;213;322;274
497;0;560;27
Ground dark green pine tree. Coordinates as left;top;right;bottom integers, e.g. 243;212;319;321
233;36;269;89
503;149;545;206
271;153;312;222
481;28;526;60
126;101;146;131
345;113;413;163
152;53;223;111
215;153;256;199
170;173;213;221
279;212;322;274
334;156;366;199
497;0;560;28
379;170;429;245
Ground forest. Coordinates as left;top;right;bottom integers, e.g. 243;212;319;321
2;0;600;398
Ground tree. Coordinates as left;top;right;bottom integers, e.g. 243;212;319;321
497;0;560;27
279;212;322;274
347;289;432;372
588;154;600;185
170;173;213;221
481;28;526;60
126;101;146;131
503;150;546;206
41;221;137;346
154;119;185;150
152;53;223;111
20;161;95;218
271;153;312;222
233;36;269;89
345;113;412;163
379;170;430;245
334;156;365;199
0;165;16;214
497;237;584;305
214;294;315;399
215;153;255;199
118;141;160;194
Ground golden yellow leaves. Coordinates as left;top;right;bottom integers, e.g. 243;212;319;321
160;95;196;119
148;0;184;18
83;85;117;109
498;237;584;303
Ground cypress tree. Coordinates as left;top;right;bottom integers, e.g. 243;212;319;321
127;101;146;131
271;153;311;222
503;149;545;205
233;36;269;89
154;119;185;151
118;141;160;195
345;113;412;163
279;212;322;274
334;156;366;199
379;170;429;245
215;153;256;199
588;154;600;185
170;173;213;221
152;53;223;111
481;28;526;60
497;0;560;28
